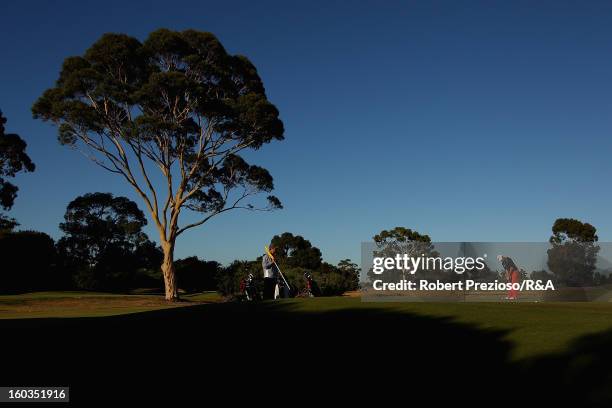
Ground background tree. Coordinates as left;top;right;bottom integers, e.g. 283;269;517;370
458;242;497;282
270;232;322;270
33;29;284;300
57;192;162;291
213;233;356;298
337;259;360;291
369;227;436;283
175;256;220;293
530;269;556;282
0;230;59;294
0;110;35;231
216;260;258;297
265;233;356;296
593;271;612;286
547;218;599;287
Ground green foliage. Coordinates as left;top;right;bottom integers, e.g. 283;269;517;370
32;29;285;299
175;256;221;293
58;192;150;264
337;259;360;291
57;192;162;291
313;262;353;296
0;110;35;225
593;272;612;286
0;230;63;294
369;226;440;284
550;218;598;245
216;260;259;297
32;29;284;238
530;269;556;283
0;215;18;233
216;234;357;298
279;266;311;294
373;227;431;244
547;218;599;287
267;233;356;296
270;232;322;270
268;262;354;297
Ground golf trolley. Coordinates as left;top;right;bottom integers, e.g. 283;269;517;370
240;273;259;301
297;272;319;297
275;276;291;299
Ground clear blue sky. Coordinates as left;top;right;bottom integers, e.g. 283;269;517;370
2;0;612;265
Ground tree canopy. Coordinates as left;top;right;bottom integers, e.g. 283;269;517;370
33;29;285;299
370;227;438;283
58;192;150;265
0;110;35;230
373;227;431;245
550;218;598;245
270;232;322;270
547;218;599;287
57;192;162;290
175;256;220;293
0;230;58;294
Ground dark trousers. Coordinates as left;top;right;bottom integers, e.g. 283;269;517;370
263;277;277;300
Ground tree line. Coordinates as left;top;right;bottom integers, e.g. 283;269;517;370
0;189;358;295
365;220;609;288
1;105;356;296
1;104;608;294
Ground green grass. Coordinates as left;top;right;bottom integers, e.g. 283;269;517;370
291;298;612;359
0;290;222;319
0;291;127;300
182;291;224;302
253;297;612;359
2;291;612;360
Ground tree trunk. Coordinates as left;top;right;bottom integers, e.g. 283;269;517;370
161;241;179;301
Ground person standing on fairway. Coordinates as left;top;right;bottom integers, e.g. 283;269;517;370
262;245;278;300
497;255;519;300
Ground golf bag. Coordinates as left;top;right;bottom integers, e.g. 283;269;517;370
274;276;291;299
240;273;258;301
298;272;320;297
304;272;315;297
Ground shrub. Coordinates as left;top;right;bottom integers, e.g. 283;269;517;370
175;257;221;293
0;230;62;293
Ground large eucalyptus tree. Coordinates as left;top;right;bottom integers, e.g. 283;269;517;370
33;29;284;300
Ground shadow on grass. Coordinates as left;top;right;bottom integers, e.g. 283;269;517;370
1;301;611;405
521;328;612;407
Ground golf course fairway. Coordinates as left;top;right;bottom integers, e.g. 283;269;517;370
3;292;612;360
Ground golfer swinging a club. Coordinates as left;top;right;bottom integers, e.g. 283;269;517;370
262;245;278;300
497;255;519;300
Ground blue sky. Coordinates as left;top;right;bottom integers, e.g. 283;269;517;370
2;0;612;265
